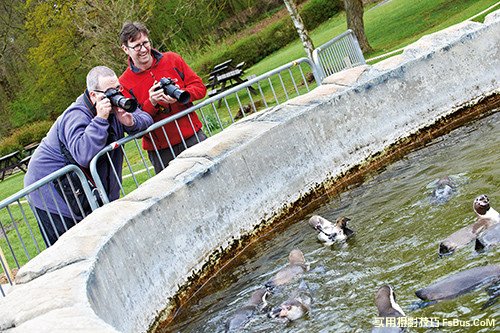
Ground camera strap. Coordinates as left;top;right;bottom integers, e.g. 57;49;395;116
84;89;117;144
83;89;97;117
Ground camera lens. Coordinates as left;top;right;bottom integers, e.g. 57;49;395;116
114;95;137;112
164;85;191;104
105;89;137;112
159;78;191;105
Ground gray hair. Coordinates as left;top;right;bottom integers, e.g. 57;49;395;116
86;66;116;91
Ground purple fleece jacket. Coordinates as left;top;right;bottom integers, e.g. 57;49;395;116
24;91;153;218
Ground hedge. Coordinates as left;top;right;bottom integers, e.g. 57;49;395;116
0;121;52;156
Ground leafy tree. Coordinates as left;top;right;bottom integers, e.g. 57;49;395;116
0;1;25;100
148;0;227;54
148;0;284;58
23;0;154;119
73;0;154;73
1;0;338;140
0;0;29;136
24;0;87;117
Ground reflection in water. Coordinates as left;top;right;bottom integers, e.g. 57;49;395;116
157;111;499;333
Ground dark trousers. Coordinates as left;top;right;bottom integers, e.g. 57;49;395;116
35;207;78;247
147;130;207;174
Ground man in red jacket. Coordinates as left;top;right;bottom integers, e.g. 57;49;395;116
119;21;207;174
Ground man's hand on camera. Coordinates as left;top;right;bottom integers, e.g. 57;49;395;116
115;108;135;127
95;95;111;120
149;81;176;107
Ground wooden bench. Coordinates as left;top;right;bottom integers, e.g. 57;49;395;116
207;89;219;97
18;155;31;170
0;142;39;181
23;142;39;156
216;69;243;82
0;151;26;181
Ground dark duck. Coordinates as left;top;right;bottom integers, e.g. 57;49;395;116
224;288;270;332
415;265;500;302
372;285;406;333
268;280;312;322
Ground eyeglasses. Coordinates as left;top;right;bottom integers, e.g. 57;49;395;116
94;86;122;94
127;40;151;52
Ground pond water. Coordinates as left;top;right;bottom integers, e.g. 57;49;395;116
157;110;499;333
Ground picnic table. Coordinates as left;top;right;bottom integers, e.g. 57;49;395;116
23;142;39;156
205;59;257;97
0;142;39;181
0;150;28;181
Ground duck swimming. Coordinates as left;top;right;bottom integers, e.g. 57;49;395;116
428;176;456;204
372;285;405;333
475;223;500;252
269;280;312;321
415;265;500;302
474;194;500;223
308;215;354;246
265;249;308;289
225;288;270;332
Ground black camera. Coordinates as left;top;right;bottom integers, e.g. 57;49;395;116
104;88;137;112
157;78;191;105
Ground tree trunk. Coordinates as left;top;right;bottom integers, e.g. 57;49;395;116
283;0;315;61
343;0;373;53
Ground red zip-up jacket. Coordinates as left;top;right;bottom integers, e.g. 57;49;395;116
119;50;207;150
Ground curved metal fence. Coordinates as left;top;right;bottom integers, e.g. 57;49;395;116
312;29;366;81
0;30;365;296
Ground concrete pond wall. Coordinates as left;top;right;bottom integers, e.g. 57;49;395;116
0;10;499;333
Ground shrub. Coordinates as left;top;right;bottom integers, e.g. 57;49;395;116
15;121;52;146
0;121;53;156
0;136;23;156
8;95;47;129
301;0;342;28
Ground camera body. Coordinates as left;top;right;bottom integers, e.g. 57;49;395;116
157;78;191;105
104;88;137;113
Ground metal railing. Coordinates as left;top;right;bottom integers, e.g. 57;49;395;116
0;30;365;297
0;165;98;295
312;29;366;81
90;57;322;203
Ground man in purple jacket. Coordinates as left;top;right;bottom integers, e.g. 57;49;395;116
24;66;153;246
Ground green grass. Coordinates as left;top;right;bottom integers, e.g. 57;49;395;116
1;200;46;269
363;0;498;58
0;172;25;199
0;0;498;272
245;0;498;75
